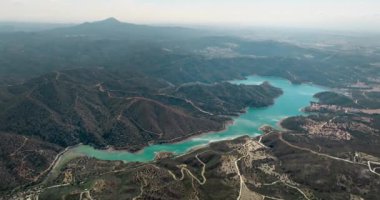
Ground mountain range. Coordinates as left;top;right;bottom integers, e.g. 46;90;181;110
0;18;380;199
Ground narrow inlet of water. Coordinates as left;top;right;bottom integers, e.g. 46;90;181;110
70;75;325;162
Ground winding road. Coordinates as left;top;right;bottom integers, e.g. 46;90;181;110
168;153;207;185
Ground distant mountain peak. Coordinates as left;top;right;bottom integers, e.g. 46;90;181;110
99;17;122;24
78;17;125;28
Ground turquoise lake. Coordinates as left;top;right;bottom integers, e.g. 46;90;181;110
72;75;325;162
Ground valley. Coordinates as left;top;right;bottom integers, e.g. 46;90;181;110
8;74;380;200
56;75;324;162
0;18;379;200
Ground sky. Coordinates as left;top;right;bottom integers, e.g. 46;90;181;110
1;0;380;31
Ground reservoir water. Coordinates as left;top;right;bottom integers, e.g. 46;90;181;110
71;76;325;162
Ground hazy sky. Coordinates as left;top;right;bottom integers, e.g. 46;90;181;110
1;0;380;31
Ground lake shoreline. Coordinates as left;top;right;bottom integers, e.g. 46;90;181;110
63;75;326;162
98;118;237;155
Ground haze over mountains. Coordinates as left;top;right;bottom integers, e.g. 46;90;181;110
43;17;208;40
2;0;380;32
0;17;380;199
0;18;378;86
